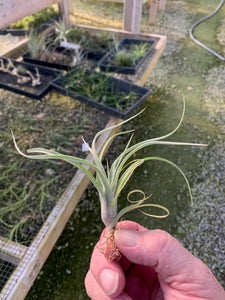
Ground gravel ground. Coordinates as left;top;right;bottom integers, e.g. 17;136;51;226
145;0;225;288
178;66;225;286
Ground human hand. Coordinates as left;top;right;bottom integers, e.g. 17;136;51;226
85;221;225;300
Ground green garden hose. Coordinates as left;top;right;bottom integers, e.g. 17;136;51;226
189;0;225;61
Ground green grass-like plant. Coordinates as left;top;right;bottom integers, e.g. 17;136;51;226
111;42;151;67
12;100;207;231
62;68;140;111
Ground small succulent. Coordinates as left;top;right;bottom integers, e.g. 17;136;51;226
12;100;207;231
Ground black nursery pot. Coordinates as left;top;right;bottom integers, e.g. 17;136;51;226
0;57;62;99
99;38;156;75
51;67;152;119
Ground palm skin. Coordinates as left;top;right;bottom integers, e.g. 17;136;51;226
85;221;225;300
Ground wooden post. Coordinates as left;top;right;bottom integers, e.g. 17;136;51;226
58;0;71;27
149;0;158;25
123;0;143;33
159;0;166;11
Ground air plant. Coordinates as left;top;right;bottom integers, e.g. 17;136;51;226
111;41;151;67
0;59;41;86
12;99;207;237
52;18;70;44
26;30;47;59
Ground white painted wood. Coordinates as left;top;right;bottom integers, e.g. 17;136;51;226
123;0;143;33
149;0;158;25
0;237;27;265
159;0;166;11
58;0;71;26
0;0;71;28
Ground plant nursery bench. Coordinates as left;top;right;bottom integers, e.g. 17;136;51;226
0;25;166;300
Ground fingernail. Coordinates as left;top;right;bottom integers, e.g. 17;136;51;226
100;268;118;295
115;229;140;247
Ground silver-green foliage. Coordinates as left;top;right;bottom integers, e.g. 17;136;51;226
12;100;207;230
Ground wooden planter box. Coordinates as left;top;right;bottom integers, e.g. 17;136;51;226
0;26;166;300
51;67;151;118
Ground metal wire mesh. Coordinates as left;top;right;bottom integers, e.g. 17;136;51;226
0;259;16;293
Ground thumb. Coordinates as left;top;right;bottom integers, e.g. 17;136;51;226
114;229;225;299
115;228;191;278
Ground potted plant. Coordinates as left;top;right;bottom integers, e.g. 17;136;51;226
23;30;83;70
12;101;207;260
51;67;151;118
49;20;115;61
99;38;156;74
0;57;61;99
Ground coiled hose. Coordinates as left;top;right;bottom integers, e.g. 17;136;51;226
189;0;225;61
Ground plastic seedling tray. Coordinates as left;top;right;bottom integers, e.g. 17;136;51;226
84;49;107;61
6;29;29;36
99;38;156;75
22;47;77;71
0;57;62;99
0;28;9;35
51;67;151;119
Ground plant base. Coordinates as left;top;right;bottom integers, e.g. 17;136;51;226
97;228;121;262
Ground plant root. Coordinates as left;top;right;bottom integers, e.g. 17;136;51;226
97;227;121;262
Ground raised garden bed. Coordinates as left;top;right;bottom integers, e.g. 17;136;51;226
0;57;61;99
51;67;152;118
99;38;156;74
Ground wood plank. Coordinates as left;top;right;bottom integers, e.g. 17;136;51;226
149;0;158;25
58;0;72;26
0;237;27;265
1;38;29;59
124;0;143;33
0;0;62;28
159;0;166;11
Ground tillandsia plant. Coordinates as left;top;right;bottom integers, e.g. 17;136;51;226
11;99;207;252
111;42;151;67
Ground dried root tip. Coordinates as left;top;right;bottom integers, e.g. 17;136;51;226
97;227;121;262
